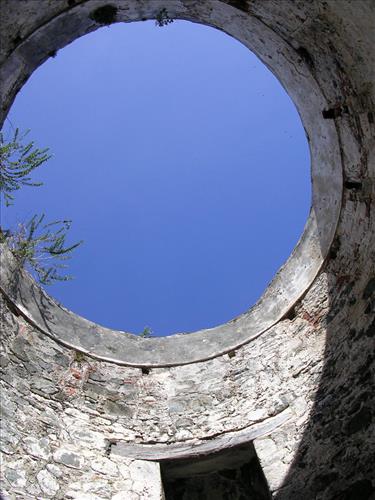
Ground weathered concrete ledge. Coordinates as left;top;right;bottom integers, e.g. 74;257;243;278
111;407;292;460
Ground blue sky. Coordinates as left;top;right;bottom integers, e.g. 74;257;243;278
1;20;310;336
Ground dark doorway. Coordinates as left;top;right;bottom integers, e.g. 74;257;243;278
161;443;271;500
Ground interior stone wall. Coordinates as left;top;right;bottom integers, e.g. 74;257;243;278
0;1;374;499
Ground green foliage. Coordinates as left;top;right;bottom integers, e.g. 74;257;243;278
73;350;86;363
155;8;174;27
0;128;50;206
0;129;83;285
139;326;153;338
2;214;83;285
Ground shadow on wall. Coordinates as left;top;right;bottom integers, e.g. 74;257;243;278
276;275;375;499
275;158;375;497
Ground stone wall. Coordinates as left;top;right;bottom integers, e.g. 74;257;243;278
0;1;374;499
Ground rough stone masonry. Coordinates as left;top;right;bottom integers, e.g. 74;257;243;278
0;1;374;499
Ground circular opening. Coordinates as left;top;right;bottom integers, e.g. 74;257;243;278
0;2;342;365
2;20;310;336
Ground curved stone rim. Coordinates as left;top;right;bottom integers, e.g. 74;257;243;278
0;0;343;367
